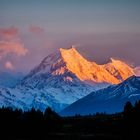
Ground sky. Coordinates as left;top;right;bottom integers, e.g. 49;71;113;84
0;0;140;73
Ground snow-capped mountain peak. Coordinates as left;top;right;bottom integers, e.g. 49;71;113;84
0;47;137;112
120;75;140;88
23;47;135;85
103;58;135;81
61;76;140;116
60;48;135;84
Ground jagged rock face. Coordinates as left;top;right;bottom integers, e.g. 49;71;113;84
103;58;135;81
0;47;136;112
60;48;119;84
59;47;134;84
22;47;135;87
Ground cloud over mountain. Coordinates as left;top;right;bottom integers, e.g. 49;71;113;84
5;61;14;70
0;26;19;39
29;25;44;34
0;41;28;59
135;67;140;76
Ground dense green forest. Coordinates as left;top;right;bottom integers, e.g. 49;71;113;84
0;101;140;140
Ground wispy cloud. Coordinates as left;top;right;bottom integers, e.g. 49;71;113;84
0;26;19;39
0;41;28;59
5;61;14;70
29;25;44;34
134;67;140;76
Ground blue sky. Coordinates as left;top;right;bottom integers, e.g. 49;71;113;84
1;0;140;33
0;0;140;72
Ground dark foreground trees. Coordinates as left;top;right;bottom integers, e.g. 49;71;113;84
0;101;140;140
123;101;140;139
0;107;62;139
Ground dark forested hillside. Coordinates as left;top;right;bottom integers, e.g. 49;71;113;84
0;101;140;140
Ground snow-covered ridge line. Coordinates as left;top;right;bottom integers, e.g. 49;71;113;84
60;75;140;116
0;47;136;112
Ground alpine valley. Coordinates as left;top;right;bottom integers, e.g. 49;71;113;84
0;47;138;114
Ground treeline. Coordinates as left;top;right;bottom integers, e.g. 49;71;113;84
0;107;62;139
0;101;140;140
123;100;140;139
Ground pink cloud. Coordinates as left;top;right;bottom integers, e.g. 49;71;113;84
5;61;14;70
0;41;28;59
0;26;18;38
29;25;44;34
134;67;140;76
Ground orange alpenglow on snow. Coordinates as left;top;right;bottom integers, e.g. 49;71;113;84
59;47;135;84
103;58;135;81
